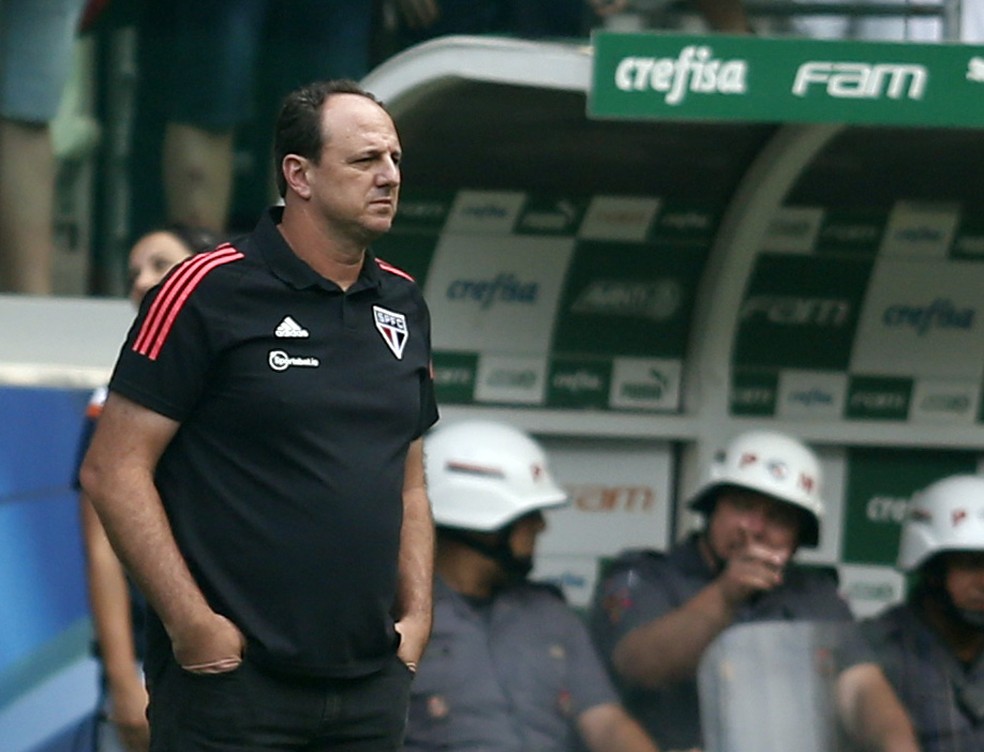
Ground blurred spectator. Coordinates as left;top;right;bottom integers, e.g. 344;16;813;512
789;0;975;42
593;0;752;33
130;0;374;237
862;475;984;751
377;0;752;61
0;0;87;293
76;224;220;752
387;0;584;48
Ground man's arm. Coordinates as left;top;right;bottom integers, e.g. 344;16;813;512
836;663;920;752
578;702;666;752
613;535;787;687
79;392;243;673
79;493;149;751
393;437;434;671
612;578;736;687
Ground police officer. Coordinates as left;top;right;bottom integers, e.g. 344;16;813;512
589;429;919;752
408;419;664;752
863;474;984;751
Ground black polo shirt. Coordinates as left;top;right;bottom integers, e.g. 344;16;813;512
109;207;439;678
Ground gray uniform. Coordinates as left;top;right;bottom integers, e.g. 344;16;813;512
862;604;984;752
405;577;619;751
589;535;871;750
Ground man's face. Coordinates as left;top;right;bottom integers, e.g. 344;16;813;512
307;94;401;243
508;510;546;561
706;489;802;564
944;551;984;616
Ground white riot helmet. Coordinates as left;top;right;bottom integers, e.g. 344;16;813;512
688;430;824;547
425;420;569;532
897;474;984;571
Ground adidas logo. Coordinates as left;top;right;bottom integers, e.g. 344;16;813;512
275;316;310;338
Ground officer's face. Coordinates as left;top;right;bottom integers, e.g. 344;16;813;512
707;490;801;563
945;551;984;615
508;510;546;559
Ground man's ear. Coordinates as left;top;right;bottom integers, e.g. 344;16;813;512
282;155;312;199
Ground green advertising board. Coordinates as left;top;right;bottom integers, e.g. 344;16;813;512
590;32;984;127
841;447;980;566
374;189;715;411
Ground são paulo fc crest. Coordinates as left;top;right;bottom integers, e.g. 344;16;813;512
373;305;408;360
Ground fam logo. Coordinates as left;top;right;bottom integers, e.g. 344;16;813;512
570;485;657;512
740;296;851;327
849;390;907;412
792;61;927;100
373;306;409;360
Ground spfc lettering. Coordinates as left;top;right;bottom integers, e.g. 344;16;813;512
373;306;409;360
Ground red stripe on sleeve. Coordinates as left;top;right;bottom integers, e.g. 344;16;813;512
375;258;416;282
132;245;243;361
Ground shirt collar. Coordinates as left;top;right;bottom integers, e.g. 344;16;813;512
255;206;383;294
673;533;717;579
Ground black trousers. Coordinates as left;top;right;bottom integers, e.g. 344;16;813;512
148;653;412;751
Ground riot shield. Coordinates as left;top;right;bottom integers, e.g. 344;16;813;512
698;621;854;752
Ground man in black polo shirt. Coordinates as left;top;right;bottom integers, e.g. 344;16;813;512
80;79;439;751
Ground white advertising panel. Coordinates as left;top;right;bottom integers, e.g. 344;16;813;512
474;354;548;405
761;206;824;254
878;200;960;259
577;195;661;242
608;357;682;411
776;369;848;420
838;564;906;619
532;554;604;610
537;438;673;556
423;233;575;354
908;378;981;424
443;190;526;235
534;438;675;606
849;258;984;380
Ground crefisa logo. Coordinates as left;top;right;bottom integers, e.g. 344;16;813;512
613;45;748;105
882;298;975;336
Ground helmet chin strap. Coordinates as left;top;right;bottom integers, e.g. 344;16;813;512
439;526;534;580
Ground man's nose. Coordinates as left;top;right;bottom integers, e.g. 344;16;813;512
740;506;767;534
378;156;400;184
